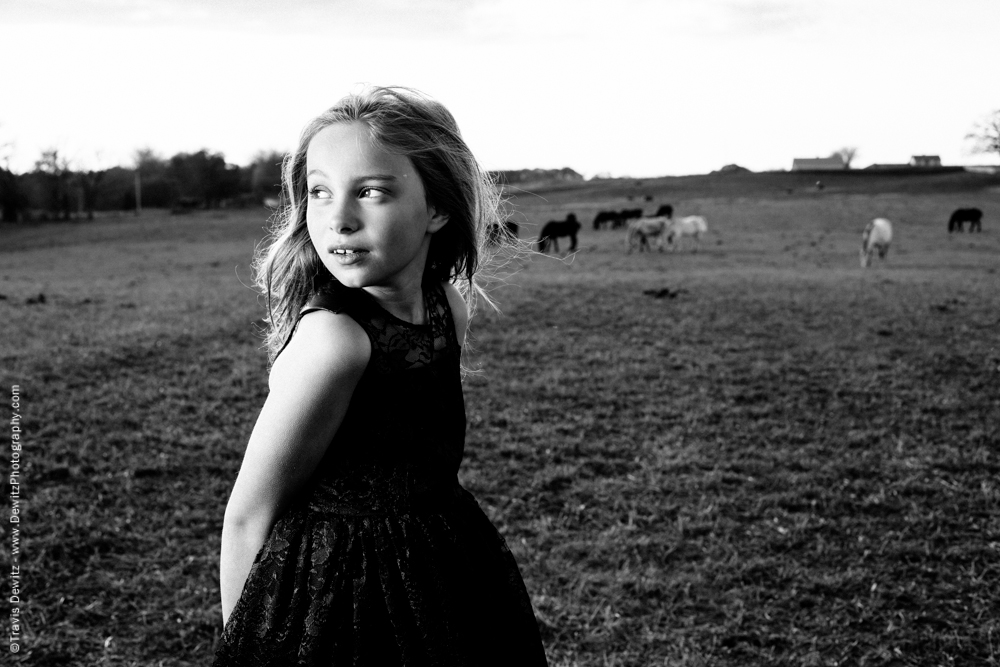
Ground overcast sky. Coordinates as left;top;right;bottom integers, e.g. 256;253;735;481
1;0;998;177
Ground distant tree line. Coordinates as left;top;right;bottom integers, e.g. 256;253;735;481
0;148;285;223
490;167;584;185
1;156;591;223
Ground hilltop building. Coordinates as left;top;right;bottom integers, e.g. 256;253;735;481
791;156;846;171
910;155;941;167
866;155;946;170
965;165;1000;174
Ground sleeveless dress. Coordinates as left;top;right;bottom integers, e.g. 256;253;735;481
214;281;548;666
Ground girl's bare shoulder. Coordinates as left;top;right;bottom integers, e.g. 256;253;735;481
440;282;469;345
270;310;371;391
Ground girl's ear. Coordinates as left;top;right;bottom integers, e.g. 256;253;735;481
427;206;449;234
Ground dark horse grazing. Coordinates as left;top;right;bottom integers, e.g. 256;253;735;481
948;207;983;233
616;208;643;229
592;210;618;230
654;204;674;218
538;213;581;253
486;220;519;245
593;208;647;231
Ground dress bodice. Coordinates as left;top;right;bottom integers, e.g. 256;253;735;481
293;281;467;515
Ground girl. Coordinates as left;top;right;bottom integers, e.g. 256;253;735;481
214;87;548;666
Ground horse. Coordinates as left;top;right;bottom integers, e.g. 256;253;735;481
625;216;670;253
616;208;643;229
948;208;983;233
537;213;581;253
860;218;892;267
665;215;708;251
654;204;674;218
486;220;519;245
592;210;619;230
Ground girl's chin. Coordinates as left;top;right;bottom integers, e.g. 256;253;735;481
330;274;367;289
322;261;365;286
329;269;387;291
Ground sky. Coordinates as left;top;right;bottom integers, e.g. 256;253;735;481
1;0;998;177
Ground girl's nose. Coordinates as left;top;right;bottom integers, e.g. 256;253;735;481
329;200;359;234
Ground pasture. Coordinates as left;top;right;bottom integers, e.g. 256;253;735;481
1;170;999;666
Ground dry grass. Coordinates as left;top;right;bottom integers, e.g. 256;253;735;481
2;171;999;665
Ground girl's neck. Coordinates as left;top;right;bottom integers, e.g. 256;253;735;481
363;283;426;325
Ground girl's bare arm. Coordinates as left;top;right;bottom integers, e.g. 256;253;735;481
219;311;370;625
441;282;469;345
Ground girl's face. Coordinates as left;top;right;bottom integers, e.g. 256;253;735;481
305;122;448;296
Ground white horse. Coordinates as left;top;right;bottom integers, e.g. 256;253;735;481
625;216;670;253
860;218;892;267
666;215;708;251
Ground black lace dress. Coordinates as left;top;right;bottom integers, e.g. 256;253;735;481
214;282;548;666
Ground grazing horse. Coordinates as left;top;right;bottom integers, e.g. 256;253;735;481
860;218;892;267
665;215;708;251
486;220;519;245
948;207;983;233
594;207;658;231
592;210;619;230
654;204;674;218
625;216;670;253
616;208;643;229
538;213;581;253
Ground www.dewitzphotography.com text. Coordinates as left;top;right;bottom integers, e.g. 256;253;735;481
8;385;23;655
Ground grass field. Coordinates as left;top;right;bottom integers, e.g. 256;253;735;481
2;171;999;665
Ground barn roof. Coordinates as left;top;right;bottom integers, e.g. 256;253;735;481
910;155;942;166
791;156;846;171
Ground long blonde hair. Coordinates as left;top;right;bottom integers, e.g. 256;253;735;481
254;86;504;361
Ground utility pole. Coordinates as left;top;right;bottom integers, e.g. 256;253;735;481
134;168;142;216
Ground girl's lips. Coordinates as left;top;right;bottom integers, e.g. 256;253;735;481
327;247;369;265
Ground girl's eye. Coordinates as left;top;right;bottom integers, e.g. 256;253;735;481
359;187;386;199
309;187;331;200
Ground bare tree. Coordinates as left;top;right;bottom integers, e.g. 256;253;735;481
1;124;23;222
966;110;1000;162
133;147;166;174
35;148;75;220
76;170;105;221
832;147;858;169
0;122;14;172
34;148;71;176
